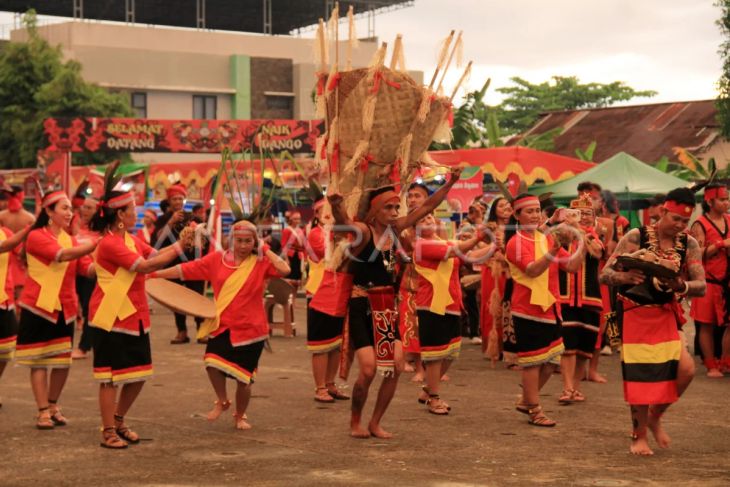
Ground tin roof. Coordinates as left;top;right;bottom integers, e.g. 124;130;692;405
508;99;720;164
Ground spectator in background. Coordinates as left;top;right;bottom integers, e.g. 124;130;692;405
192;203;205;221
281;211;306;287
136;209;157;245
71;196;100;360
646;194;667;225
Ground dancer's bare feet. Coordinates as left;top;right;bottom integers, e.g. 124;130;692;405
404;362;415;373
648;413;671;449
350;423;370;439
587;372;607;383
410;372;424;383
368;423;393;439
233;412;251;430
630;436;654;456
207;399;231;421
440;373;450;382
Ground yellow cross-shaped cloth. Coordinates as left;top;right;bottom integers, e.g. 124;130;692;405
0;229;9;303
415;251;455;316
304;258;326;295
507;231;556;312
91;233;138;331
197;254;257;340
27;230;72;313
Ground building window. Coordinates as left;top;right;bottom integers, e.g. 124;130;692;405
131;92;147;118
266;95;292;111
193;95;217;119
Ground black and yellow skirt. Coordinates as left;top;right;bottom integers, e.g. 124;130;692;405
512;314;564;367
204;329;265;385
417;310;461;362
560;305;599;358
15;310;73;368
91;322;153;385
0;309;18;362
306;306;344;354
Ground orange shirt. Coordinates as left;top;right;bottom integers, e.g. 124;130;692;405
89;233;154;335
413;239;463;316
19;227;93;323
181;251;284;346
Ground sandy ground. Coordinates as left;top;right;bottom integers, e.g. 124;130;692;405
1;300;729;487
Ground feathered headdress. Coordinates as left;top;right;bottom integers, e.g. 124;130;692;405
99;161;135;216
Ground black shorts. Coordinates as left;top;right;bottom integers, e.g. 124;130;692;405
204;329;265;384
560;306;600;357
91;322;153;385
417;310;461;362
306;306;344;353
513;315;564;367
348;297;401;351
0;308;18;362
15;310;73;368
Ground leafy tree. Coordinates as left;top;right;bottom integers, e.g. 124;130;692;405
494;76;657;135
0;10;132;168
432;79;562;151
717;0;730;138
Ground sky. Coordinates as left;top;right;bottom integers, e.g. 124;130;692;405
351;0;725;105
0;0;724;106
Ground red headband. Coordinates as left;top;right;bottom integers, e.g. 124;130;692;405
663;201;694;217
512;195;540;212
166;184;187;199
144;209;158;221
42;191;68;209
704;187;728;202
313;199;326;211
231;220;258;238
8;191;24;212
365;190;400;222
105;192;135;209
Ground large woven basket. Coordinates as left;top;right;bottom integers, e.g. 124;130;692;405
326;66;450;218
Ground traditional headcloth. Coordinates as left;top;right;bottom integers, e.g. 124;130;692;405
365;190;400;223
512;194;540;212
704;186;728;202
99;192;135;216
231;220;258;242
144;209;158;222
313;197;326;211
166;183;187;199
663;200;694;217
570;192;594;211
42;191;69;209
4;186;25;212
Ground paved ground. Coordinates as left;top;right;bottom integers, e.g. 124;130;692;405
1;300;729;487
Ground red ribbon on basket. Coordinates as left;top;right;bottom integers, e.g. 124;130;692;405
360;154;373;173
327;73;342;92
316;73;327;96
370;71;401;94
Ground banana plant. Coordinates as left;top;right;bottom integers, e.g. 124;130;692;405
575;141;597;161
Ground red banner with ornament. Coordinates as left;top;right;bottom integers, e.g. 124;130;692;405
43;118;325;154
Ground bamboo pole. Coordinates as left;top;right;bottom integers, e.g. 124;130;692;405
428;30;455;90
389;34;403;70
435;31;462;93
450;60;472;102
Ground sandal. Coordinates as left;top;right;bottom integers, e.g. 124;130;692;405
114;414;140;444
527;405;556;427
426;395;450;415
570;389;586;402
314;387;335;403
48;401;67;426
36;407;55;430
558;390;574;405
419;386;451;410
206;399;232;421
233;412;252;430
100;426;128;449
515;398;530;415
325;382;350;400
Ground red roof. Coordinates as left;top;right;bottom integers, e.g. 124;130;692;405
428;146;594;184
507;100;720;163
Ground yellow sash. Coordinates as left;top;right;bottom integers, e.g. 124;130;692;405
91;233;138;331
414;243;455;315
304;258;326;295
197;254;257;340
0;229;9;303
507;231;555;312
27;230;72;313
